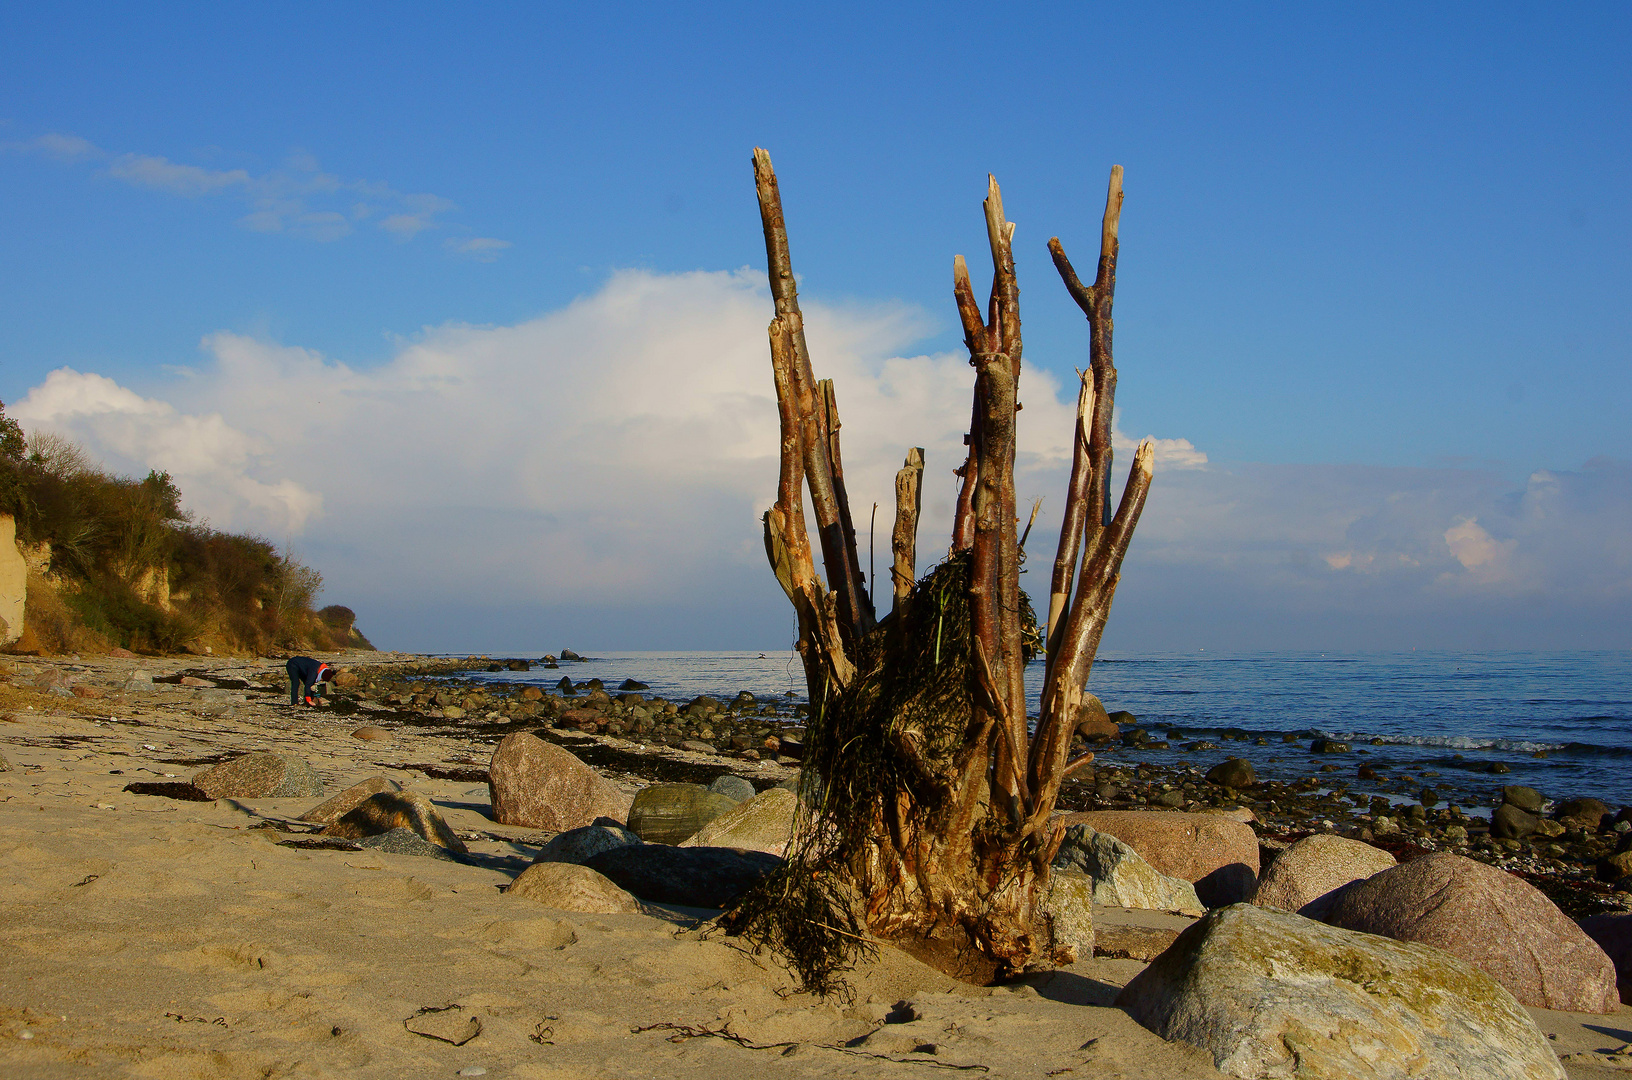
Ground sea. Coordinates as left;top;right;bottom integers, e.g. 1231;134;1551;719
457;650;1632;814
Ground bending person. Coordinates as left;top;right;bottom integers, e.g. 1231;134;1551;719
287;656;336;706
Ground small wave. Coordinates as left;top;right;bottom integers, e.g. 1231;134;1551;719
1321;731;1632;757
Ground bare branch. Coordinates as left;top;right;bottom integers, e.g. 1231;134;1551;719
891;447;924;617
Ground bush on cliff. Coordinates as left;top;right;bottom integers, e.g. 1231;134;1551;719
0;402;369;656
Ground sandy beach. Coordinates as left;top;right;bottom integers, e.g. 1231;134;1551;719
1;650;1628;1079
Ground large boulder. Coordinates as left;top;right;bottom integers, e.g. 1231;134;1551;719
507;862;641;914
1320;852;1618;1013
299;775;401;825
532;820;642;865
320;791;468;854
1058;810;1259;907
1117;904;1565;1080
1578;913;1632;1005
1052;824;1205;916
1041;870;1095;959
584;845;781;909
1492;802;1540;839
192;752;324;799
1251;833;1395;915
679;788;797;857
488;732;631;831
626;783;738;845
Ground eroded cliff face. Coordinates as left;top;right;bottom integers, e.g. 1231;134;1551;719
0;515;26;645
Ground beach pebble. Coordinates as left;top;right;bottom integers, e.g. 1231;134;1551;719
1119;904;1567;1080
191;752;324;799
1501;785;1546;813
677;739;719;755
350;726;391;742
1252;833;1396;916
1320;852;1619;1013
1492;802;1540;839
506;861;640;913
1204;757;1255;789
1058;810;1259;907
487;733;631;832
457;1069;487;1077
1052;824;1205;916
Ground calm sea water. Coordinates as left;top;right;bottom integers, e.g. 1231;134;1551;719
458;650;1632;812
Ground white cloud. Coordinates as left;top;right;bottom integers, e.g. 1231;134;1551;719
12;369;322;535
12;267;1627;650
446;237;513;261
9;132;492;251
108;153;250;196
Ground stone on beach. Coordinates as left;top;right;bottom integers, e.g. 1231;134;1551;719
1319;852;1618;1013
1555;796;1611;830
506;862;641;913
320;790;468;855
626;783;738;845
532;821;642;865
1042;870;1095;958
678;787;797;856
583;844;782;909
354;826;459;860
1073;694;1121;741
487;732;631;831
298;775;401;825
350;726;392;742
706;774;757;803
1117;903;1566;1080
1203;757;1256;788
191;752;324;799
1052;824;1205;916
1251;833;1396;916
1058;810;1259;907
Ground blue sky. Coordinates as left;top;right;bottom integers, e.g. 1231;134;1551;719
2;4;1628;651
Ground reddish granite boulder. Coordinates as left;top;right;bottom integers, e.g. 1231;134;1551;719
1252;833;1396;915
1073;694;1120;741
1059;810;1259;906
1321;852;1618;1013
488;733;630;831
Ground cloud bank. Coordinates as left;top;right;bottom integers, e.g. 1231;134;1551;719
12;269;1630;651
6;133;496;251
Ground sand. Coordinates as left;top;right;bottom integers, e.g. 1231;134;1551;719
0;652;1626;1078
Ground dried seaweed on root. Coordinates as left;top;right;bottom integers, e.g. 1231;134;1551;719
720;554;1040;994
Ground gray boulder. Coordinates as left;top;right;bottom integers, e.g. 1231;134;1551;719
192;752;324;799
354;827;458;861
707;774;757;803
1053;824;1205;916
1118;903;1565;1080
533;820;642;865
1042;870;1095;959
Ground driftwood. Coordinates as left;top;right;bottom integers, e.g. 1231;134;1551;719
736;148;1154;987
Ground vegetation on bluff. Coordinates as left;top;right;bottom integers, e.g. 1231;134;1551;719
0;401;369;656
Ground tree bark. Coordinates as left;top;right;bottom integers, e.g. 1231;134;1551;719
891;447;924;617
743;149;1155;988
